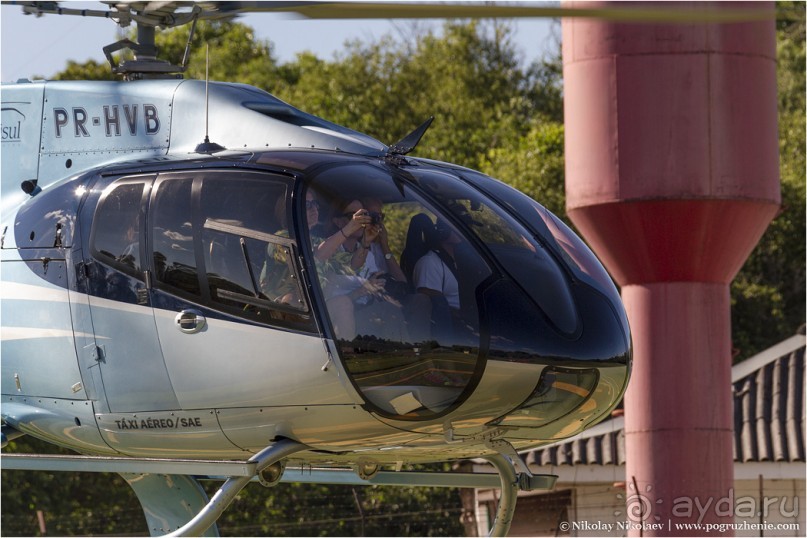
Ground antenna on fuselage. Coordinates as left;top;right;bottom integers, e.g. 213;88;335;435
194;44;226;154
387;117;435;157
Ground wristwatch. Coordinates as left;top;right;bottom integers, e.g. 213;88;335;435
384;252;393;260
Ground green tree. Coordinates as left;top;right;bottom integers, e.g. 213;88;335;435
53;21;280;88
53;59;118;81
731;1;806;359
481;120;566;218
155;20;280;90
1;437;144;536
2;435;463;537
275;21;532;170
212;477;463;536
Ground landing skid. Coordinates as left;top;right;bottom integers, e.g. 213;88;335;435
2;445;556;536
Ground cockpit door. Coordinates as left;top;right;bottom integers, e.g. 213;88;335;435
85;175;180;413
145;169;353;411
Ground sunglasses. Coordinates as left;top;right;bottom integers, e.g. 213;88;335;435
305;200;320;210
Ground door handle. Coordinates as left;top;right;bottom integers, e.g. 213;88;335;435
175;309;206;334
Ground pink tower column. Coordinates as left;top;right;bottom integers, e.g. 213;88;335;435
561;3;780;534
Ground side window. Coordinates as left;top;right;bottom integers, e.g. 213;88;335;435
151;177;200;296
199;174;313;331
92;181;145;275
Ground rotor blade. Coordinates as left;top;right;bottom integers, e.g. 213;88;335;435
6;1;777;25
10;0;128;22
211;1;774;25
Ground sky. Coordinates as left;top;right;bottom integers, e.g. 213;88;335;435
0;2;559;82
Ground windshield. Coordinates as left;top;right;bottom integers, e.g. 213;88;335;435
303;164;492;419
458;169;629;339
406;168;580;335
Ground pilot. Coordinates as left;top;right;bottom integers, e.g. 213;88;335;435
412;219;463;342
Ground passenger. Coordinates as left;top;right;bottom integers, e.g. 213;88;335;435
261;192;325;307
400;213;435;289
313;198;406;342
314;199;376;273
412;219;463;341
259;196;299;305
360;197;407;289
117;214;140;269
309;199;371;340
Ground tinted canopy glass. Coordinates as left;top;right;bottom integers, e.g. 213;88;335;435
300;160;629;425
303;164;492;419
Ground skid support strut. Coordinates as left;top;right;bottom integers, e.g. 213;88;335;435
485;453;519;537
165;438;308;537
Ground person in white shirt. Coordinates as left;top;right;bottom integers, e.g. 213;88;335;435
412;219;463;341
413;251;459;309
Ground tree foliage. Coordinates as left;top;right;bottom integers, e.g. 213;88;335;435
53;59;118;81
1;437;143;536
730;1;806;359
157;20;280;90
273;21;536;170
2;437;463;537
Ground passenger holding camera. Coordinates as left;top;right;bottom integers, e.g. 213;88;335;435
315;200;370;269
318;199;386;297
361;197;407;290
315;198;407;341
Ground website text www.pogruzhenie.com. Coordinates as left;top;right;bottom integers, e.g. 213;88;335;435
674;521;801;534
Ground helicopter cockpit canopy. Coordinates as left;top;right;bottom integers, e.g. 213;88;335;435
300;159;630;423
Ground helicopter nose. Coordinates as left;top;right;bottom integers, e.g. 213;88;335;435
443;175;631;438
454;271;631;440
423;270;630;442
484;276;630;365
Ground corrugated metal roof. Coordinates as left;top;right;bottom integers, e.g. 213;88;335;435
525;331;806;467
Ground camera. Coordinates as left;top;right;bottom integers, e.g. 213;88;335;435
369;211;383;225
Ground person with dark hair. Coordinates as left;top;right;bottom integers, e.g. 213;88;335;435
412;219;463;341
413;220;461;309
400;213;435;288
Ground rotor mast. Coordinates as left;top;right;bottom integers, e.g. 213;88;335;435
15;1;209;79
100;5;201;80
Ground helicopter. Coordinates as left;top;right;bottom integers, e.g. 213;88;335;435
0;2;640;536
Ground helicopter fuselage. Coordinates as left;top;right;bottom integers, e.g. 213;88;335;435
1;79;630;467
